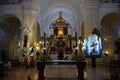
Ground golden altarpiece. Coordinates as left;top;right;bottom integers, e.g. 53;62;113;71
49;12;72;59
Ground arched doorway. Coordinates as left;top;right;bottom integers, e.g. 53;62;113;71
100;13;120;57
0;15;21;59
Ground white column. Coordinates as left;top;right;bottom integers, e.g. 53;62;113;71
21;0;40;47
81;0;100;38
33;19;37;46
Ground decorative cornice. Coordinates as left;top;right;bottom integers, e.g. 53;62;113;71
99;0;120;3
21;1;40;13
0;0;24;5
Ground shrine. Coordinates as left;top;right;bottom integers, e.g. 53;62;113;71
49;11;72;60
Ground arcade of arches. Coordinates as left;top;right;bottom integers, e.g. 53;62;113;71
0;0;120;79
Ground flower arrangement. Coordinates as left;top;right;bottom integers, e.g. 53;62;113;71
46;37;52;41
72;53;86;61
39;53;51;61
37;49;50;61
21;48;29;54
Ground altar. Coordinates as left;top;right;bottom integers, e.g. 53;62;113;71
48;11;72;60
36;60;86;80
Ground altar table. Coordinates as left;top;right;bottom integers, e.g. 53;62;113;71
36;60;86;80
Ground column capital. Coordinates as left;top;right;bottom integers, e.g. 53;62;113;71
81;0;100;7
20;25;31;34
21;0;40;13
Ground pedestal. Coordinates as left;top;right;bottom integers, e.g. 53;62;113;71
91;57;96;68
77;62;86;80
37;64;45;80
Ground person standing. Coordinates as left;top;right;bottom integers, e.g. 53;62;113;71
29;47;34;67
23;55;28;69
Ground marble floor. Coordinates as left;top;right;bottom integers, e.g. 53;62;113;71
0;64;111;80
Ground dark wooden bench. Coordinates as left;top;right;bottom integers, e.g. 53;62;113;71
108;60;120;73
108;60;120;80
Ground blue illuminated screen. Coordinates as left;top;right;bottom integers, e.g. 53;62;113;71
84;34;102;56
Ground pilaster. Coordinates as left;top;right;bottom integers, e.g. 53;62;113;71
118;5;120;37
81;0;100;39
21;0;40;47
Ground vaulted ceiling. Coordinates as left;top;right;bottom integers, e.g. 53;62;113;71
0;0;119;35
39;0;81;34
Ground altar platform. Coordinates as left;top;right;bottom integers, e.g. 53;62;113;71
36;60;86;80
0;63;111;80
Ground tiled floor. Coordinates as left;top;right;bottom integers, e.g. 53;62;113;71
0;64;110;80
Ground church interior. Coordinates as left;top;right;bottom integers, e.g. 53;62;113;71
0;0;120;80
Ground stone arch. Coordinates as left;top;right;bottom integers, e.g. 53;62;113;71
42;4;78;34
0;14;22;59
43;4;77;20
100;12;120;56
100;13;120;36
0;14;22;24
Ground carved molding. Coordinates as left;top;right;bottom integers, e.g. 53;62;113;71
99;0;120;3
20;25;31;34
0;0;24;5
